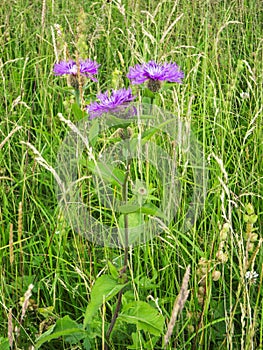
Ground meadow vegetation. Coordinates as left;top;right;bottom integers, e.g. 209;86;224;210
0;0;262;349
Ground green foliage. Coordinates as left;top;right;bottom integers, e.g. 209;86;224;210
35;276;164;348
84;275;127;328
0;338;9;350
119;301;165;336
86;159;126;187
35;316;88;349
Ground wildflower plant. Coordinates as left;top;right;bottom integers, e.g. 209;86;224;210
35;55;207;350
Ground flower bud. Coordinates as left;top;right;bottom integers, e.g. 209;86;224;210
220;230;228;241
199;257;207;266
249;214;258;224
216;250;228;263
212;270;221;281
245;203;254;215
250;233;258;242
187;325;195;334
198;286;205;296
247;242;254;252
197;294;204;305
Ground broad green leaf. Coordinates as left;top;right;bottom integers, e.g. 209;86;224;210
134;275;159;289
86;160;125;186
118;213;144;229
35;315;87;349
38;306;54;318
89;118;100;147
84;275;126;328
140;203;166;219
141;127;160;142
108;261;119;280
127;332;146;349
118;204;141;214
118;213;145;245
0;337;9;350
72;102;85;120
118;203;165;219
118;301;165;336
142;88;155;99
127;332;159;350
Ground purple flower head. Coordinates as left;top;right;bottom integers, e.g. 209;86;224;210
86;88;136;119
127;60;184;92
53;59;100;81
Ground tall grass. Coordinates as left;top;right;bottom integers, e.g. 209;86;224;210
0;0;262;349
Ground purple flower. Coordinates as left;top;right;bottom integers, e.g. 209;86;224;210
86;88;136;119
53;59;100;81
127;60;184;92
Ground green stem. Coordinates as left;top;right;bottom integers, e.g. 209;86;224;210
74;89;81;107
105;157;131;349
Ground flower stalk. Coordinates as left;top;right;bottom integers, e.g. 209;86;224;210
105;151;131;349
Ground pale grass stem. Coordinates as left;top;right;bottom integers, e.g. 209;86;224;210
164;265;191;348
18;201;23;276
14;284;34;342
41;0;46;30
8;308;13;349
9;223;14;266
0;125;22;150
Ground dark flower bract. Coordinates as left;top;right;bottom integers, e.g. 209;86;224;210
53;59;100;81
127;61;184;89
86;88;136;119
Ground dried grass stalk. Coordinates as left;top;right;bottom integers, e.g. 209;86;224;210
8;308;13;349
9;223;14;265
164;265;191;348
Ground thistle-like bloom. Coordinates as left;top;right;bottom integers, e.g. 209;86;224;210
53;59;100;81
127;60;184;92
86;88;136;119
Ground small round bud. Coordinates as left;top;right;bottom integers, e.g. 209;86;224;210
223;222;230;230
198;257;207;266
198;286;205;296
220;230;228;241
196;268;202;276
197;294;204;305
249;214;258;224
200;266;208;275
199;277;206;287
187;325;195;334
250;233;258;242
245;203;254;216
212;270;221;281
247;242;254;252
216;250;228;263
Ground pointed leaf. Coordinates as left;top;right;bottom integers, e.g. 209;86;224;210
84;275;126;328
35;315;87;349
141;203;166;219
89;118;100;147
72;102;85;120
108;261;119;280
118;204;141;214
0;338;9;350
86;160;125;186
118;301;165;336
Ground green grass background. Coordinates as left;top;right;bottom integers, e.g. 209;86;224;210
0;0;262;349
